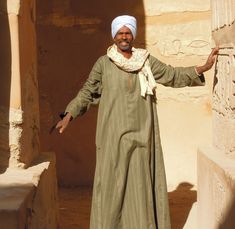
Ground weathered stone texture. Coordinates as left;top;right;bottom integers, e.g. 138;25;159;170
212;0;235;47
213;23;235;48
211;0;235;30
1;1;59;227
210;0;235;154
0;152;58;229
146;20;212;57
210;0;235;155
37;14;102;30
198;1;235;228
198;147;235;229
2;0;40;168
143;2;213;193
143;0;210;16
213;50;235;155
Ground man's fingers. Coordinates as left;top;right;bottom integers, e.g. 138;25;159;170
210;46;219;57
58;122;68;133
59;127;64;134
55;120;63;129
54;119;69;134
207;47;219;65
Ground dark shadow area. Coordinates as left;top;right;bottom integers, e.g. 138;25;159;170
0;1;11;173
219;197;235;229
17;0;40;167
212;57;218;92
59;186;92;228
36;0;146;186
168;182;197;229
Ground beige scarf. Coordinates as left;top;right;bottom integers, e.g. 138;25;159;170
107;44;157;97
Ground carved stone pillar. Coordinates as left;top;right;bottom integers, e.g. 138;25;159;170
0;1;58;228
198;0;235;228
0;0;40;171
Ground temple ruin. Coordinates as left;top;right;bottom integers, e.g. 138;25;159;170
0;0;58;228
0;0;234;228
198;0;235;228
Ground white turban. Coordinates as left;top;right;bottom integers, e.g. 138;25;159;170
111;15;137;39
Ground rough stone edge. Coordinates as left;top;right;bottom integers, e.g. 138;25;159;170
197;146;235;229
0;152;58;229
0;106;24;169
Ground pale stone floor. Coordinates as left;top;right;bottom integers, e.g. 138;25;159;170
58;184;197;229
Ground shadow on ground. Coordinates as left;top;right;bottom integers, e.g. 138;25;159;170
168;182;197;229
59;183;197;229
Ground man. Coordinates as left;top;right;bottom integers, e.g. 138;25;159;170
56;15;218;229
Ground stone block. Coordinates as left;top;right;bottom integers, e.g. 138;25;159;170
197;147;235;229
211;0;235;30
145;20;212;57
0;0;40;168
212;23;235;47
143;0;210;16
212;50;235;155
0;152;58;229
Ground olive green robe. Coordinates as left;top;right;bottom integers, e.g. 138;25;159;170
65;55;205;229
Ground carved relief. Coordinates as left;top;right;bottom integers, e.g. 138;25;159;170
213;48;235;154
211;0;235;153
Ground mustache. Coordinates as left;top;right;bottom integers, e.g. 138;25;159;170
119;39;130;43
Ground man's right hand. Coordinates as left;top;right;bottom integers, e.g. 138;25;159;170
56;112;72;134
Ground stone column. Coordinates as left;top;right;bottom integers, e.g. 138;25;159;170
197;0;235;228
0;0;39;170
0;1;58;228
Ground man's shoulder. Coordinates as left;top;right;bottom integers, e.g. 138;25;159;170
95;54;109;64
98;54;109;60
148;54;162;64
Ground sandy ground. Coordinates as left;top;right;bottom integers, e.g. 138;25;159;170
58;184;197;229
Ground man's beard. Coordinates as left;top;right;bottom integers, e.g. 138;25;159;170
118;40;131;51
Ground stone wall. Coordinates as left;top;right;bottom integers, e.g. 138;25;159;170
0;152;58;229
144;0;213;191
213;48;235;155
212;0;235;155
197;0;235;228
0;1;58;228
0;0;40;170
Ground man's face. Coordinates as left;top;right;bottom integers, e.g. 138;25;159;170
114;26;134;52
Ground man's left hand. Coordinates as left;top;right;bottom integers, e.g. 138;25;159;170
195;46;219;75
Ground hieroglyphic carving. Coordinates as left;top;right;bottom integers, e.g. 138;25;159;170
213;48;235;154
213;49;235;113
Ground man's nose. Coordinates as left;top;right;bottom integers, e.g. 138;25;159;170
121;33;127;39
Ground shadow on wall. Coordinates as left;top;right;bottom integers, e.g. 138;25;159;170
168;182;197;229
36;0;146;186
0;1;11;173
219;197;235;229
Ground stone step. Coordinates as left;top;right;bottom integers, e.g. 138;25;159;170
0;152;58;229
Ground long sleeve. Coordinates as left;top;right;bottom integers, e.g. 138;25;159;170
65;56;103;118
149;55;205;87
